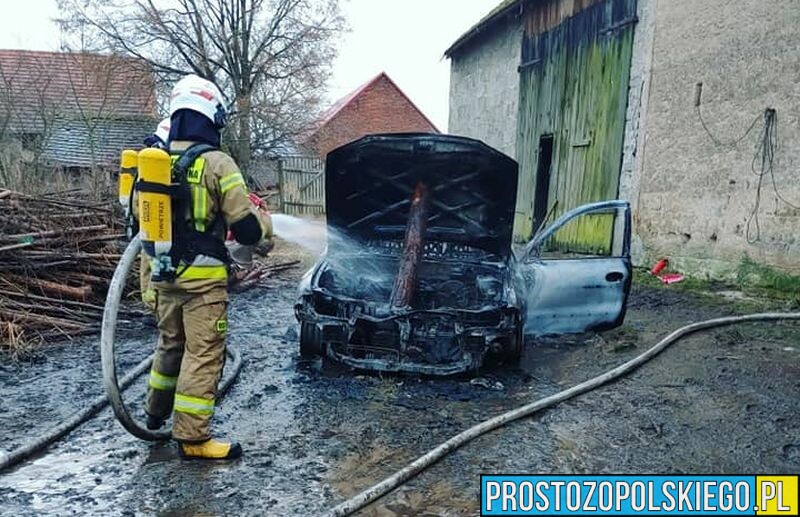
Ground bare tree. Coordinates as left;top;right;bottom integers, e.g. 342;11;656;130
61;52;156;186
57;0;345;169
0;53;60;187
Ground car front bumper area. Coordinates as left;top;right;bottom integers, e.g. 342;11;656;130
295;298;519;375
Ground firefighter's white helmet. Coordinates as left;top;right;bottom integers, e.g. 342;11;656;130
154;118;171;144
169;74;227;128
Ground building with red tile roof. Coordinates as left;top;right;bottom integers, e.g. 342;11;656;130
299;72;439;158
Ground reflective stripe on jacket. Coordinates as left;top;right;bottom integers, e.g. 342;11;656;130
152;140;256;293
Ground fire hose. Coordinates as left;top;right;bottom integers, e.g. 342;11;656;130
327;312;800;516
0;236;242;471
0;238;798;510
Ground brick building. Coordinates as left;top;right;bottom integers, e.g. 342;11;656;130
299;72;439;158
446;0;800;280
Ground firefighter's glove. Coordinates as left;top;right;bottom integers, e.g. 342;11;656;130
226;240;254;267
141;288;157;312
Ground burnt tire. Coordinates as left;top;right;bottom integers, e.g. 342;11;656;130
300;322;323;359
503;325;524;366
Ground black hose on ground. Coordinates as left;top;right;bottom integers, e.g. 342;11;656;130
0;236;243;471
326;312;800;516
0;354;152;472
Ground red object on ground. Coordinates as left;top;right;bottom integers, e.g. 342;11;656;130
651;258;669;276
660;274;685;285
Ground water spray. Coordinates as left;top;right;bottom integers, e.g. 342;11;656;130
270;214;328;254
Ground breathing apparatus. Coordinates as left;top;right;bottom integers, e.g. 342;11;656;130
118;150;139;240
119;116;175;241
136;148;173;279
135;143;228;282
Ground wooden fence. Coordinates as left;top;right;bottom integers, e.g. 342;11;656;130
277;155;326;216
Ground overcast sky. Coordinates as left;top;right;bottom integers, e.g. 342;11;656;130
0;0;498;131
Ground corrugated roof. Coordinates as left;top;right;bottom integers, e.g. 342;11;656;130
42;118;155;168
0;50;156;132
444;0;522;57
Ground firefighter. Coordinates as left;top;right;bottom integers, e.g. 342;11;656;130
143;117;171;149
136;74;270;460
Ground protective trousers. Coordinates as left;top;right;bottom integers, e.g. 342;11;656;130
146;286;229;442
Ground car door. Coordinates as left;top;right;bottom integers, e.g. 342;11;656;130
515;201;632;337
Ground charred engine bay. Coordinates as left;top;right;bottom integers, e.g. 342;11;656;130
2;260;800;515
298;241;520;373
315;248;508;313
297;134;525;374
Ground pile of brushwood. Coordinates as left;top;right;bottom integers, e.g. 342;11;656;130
0;188;141;350
0;187;299;351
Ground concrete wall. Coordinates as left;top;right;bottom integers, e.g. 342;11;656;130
448;0;800;279
448;16;523;158
618;0;656;265
633;0;800;277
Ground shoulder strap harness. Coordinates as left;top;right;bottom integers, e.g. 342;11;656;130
136;143;230;281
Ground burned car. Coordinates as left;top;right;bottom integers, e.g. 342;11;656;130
295;134;632;375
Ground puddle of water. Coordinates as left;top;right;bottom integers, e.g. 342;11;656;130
2;450;105;494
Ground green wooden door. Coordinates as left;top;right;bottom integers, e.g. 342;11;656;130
515;0;636;254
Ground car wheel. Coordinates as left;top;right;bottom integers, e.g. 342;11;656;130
503;325;524;366
300;322;323;358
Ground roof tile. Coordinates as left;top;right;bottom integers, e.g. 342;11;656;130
0;50;156;131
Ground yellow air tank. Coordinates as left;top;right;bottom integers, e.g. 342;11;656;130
137;148;173;258
118;150;138;213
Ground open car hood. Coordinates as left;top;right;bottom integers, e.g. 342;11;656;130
325;134;519;259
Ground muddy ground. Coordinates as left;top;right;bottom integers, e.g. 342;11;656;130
1;244;800;516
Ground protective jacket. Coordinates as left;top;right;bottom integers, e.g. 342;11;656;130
136;140;266;294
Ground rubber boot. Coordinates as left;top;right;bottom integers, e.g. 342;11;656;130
179;439;242;460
